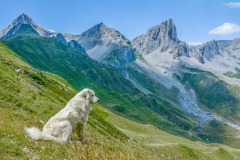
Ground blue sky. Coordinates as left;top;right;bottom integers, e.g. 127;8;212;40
0;0;240;44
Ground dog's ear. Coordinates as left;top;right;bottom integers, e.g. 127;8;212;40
81;89;91;100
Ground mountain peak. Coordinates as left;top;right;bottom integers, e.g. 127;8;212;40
141;18;177;43
132;18;179;55
91;22;109;31
77;22;134;64
159;18;177;41
14;13;33;25
18;13;32;19
0;14;56;38
97;22;105;26
78;22;130;49
167;18;174;23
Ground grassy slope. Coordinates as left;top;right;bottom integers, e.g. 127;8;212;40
95;104;240;160
1;41;240;159
4;35;201;141
0;41;153;159
224;67;240;79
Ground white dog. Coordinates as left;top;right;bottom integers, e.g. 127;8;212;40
25;88;100;143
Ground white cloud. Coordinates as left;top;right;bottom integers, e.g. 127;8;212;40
226;2;240;8
187;42;203;46
209;23;240;35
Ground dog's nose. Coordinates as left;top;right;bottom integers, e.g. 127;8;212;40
98;99;100;102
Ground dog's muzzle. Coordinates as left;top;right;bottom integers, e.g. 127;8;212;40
92;97;100;103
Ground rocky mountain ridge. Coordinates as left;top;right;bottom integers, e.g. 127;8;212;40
2;14;240;68
0;14;136;69
0;14;88;55
0;13;57;38
131;18;240;66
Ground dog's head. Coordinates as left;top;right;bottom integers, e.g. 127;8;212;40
81;88;100;103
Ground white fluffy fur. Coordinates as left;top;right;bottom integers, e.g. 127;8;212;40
25;88;100;143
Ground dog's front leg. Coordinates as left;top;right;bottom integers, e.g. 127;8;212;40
76;122;86;142
82;125;86;142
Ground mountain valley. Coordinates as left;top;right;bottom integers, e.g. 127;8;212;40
1;13;240;159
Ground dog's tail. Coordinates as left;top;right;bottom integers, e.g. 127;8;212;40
25;127;44;140
25;127;62;142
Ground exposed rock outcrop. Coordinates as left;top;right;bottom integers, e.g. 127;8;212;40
132;19;189;59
